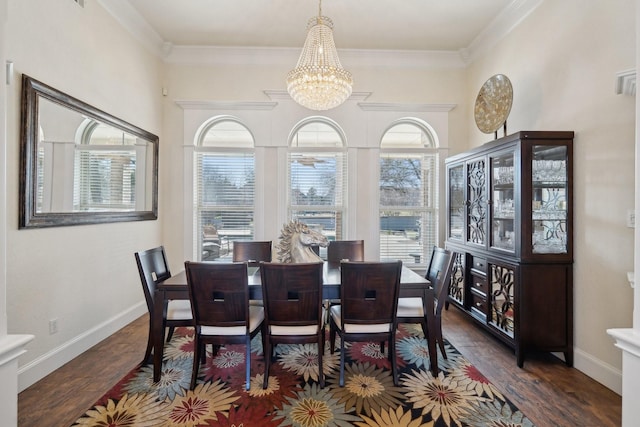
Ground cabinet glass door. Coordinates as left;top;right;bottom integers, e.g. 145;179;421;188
448;165;464;240
490;151;515;252
467;159;487;245
532;145;568;254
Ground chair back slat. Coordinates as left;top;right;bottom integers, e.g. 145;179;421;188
327;240;364;267
233;241;272;267
426;246;451;285
340;260;402;325
135;246;171;311
260;262;323;327
433;250;456;316
185;261;249;329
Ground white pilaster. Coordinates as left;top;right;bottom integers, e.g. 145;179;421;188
606;3;640;426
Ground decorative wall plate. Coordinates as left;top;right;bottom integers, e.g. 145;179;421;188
474;74;513;134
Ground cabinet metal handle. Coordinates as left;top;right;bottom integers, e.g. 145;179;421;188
475;302;482;307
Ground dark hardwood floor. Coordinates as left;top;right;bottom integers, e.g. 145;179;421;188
18;307;621;427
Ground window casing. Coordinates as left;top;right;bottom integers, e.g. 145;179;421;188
288;120;347;255
194;118;255;261
379;121;439;266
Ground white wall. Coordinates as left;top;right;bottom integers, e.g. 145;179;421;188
5;0;164;390
467;0;636;392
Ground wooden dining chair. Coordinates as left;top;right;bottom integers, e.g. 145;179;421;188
396;246;455;359
260;261;325;389
324;240;365;322
327;240;364;267
233;240;272;307
185;261;265;390
135;246;192;367
329;260;402;386
232;241;272;267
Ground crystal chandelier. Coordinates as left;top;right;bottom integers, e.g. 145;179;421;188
286;0;353;111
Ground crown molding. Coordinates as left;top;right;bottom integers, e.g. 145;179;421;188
461;0;544;64
264;90;372;102
102;0;544;68
615;69;636;96
358;103;457;112
164;45;467;69
96;0;166;58
175;100;278;110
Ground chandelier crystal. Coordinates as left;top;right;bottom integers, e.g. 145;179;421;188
286;1;353;111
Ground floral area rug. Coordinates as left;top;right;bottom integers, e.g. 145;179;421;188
72;324;534;427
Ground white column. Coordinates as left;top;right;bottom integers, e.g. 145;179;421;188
607;3;640;426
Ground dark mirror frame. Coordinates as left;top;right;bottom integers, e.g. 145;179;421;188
19;75;159;228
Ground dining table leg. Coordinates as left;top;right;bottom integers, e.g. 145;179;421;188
152;289;165;382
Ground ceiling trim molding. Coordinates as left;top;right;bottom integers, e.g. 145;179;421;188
264;90;372;102
96;0;165;57
100;0;544;68
358;103;457;113
175;100;278;111
615;69;636;96
462;0;544;64
164;46;467;69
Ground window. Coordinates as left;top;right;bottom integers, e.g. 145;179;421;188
72;122;139;212
288;119;347;254
379;121;439;266
195;118;255;261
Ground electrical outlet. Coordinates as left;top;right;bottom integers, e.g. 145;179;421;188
49;319;58;335
627;210;635;228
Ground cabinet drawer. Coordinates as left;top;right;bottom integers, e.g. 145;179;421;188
470;275;488;295
470;255;487;273
470;291;488;319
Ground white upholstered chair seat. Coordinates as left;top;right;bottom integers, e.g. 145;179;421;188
200;306;264;336
396;297;424;317
270;307;326;336
270;324;319;335
330;305;391;333
167;299;192;320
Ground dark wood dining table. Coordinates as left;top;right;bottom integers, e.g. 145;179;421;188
153;262;436;382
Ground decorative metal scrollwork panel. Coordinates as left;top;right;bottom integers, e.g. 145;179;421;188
490;264;514;337
467;159;486;245
449;252;465;303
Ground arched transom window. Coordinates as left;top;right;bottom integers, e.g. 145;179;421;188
194;117;255;261
379;120;439;266
288;118;347;252
72;121;140;212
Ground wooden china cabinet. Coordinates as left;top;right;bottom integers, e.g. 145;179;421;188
445;131;574;367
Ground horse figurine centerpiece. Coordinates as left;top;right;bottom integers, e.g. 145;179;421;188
276;220;329;263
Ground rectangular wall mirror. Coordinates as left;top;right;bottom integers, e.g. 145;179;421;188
20;75;158;228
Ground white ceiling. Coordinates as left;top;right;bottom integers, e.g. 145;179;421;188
101;0;542;63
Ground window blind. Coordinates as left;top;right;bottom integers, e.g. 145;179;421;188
288;151;346;244
379;152;438;265
195;151;255;260
73;147;136;211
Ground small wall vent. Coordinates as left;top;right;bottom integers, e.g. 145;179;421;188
73;0;85;7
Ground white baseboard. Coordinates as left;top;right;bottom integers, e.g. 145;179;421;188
17;302;147;392
574;347;622;395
